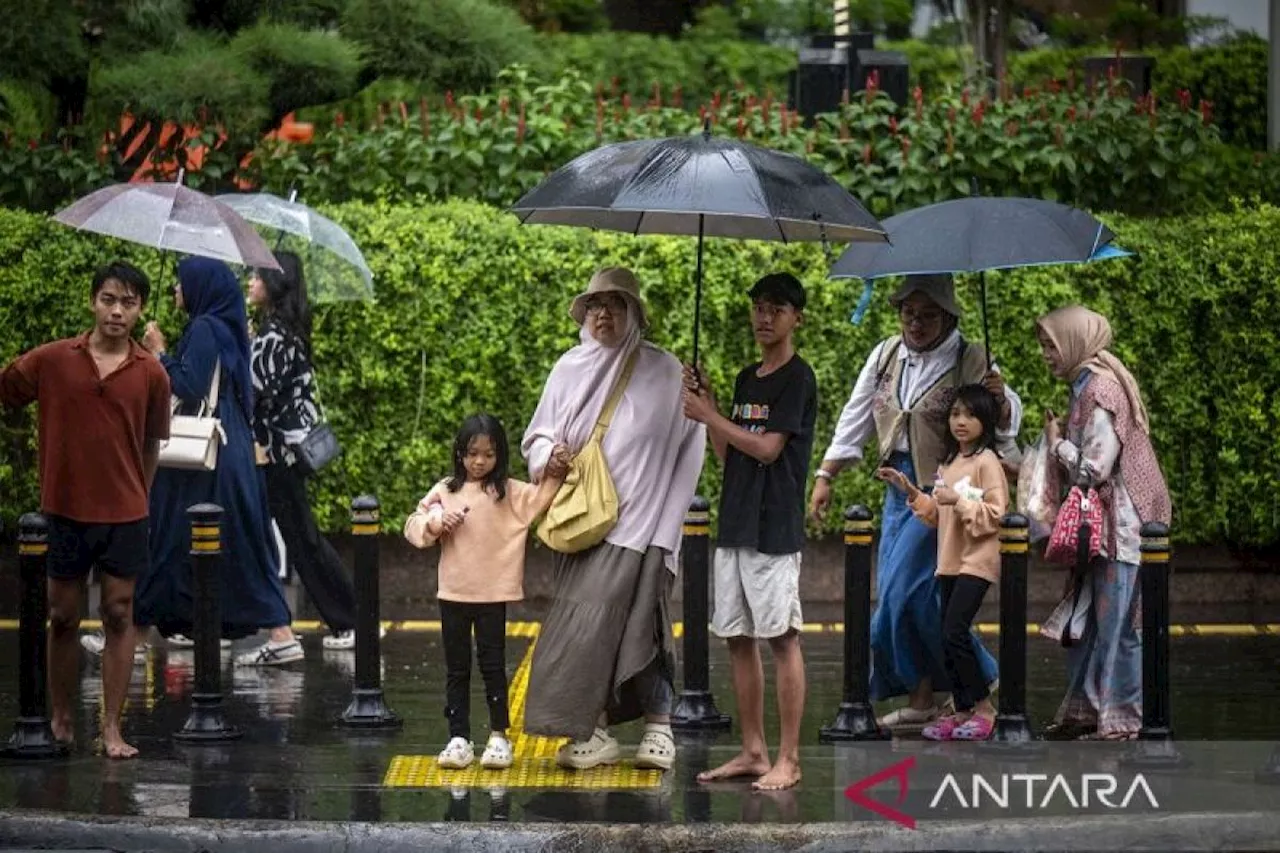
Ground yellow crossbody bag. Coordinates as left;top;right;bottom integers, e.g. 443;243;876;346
536;351;639;554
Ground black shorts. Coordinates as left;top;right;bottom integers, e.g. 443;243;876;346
46;515;149;582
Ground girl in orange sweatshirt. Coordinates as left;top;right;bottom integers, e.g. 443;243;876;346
878;384;1008;741
405;414;567;770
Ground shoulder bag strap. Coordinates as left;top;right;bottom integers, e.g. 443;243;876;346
594;350;640;437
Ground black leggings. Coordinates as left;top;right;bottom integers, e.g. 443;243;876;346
441;600;510;739
938;574;992;712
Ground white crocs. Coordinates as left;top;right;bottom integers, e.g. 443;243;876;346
480;733;513;770
438;736;475;769
556;727;620;770
634;724;676;771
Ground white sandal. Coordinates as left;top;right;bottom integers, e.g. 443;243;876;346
556;727;620;770
438;736;474;769
878;705;941;727
480;733;513;770
634;726;676;771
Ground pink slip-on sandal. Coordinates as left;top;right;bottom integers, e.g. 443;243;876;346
922;715;965;741
952;715;994;741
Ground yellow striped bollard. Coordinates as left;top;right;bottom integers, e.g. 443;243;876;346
672;496;731;731
340;495;401;729
3;513;64;758
174;503;241;743
990;513;1040;752
821;505;887;742
1125;521;1187;768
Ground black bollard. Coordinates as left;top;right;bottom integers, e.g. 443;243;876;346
1123;522;1187;768
671;496;731;731
820;506;888;742
4;513;67;759
987;514;1041;752
174;504;242;743
339;495;401;729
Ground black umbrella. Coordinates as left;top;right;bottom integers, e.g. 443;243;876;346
510;124;886;366
829;196;1132;366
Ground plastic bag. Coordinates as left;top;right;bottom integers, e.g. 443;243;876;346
1016;432;1057;542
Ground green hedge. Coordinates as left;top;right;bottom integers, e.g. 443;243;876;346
1;201;1278;547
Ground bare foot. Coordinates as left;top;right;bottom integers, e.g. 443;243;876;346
697;751;771;783
103;730;138;760
51;716;75;746
752;756;802;791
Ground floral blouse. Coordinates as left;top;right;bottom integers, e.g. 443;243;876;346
250;318;321;465
1051;372;1143;565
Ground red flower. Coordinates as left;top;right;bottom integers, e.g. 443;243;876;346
780;107;790;136
1200;99;1213;125
839;120;850;142
862;143;873;165
499;97;510;117
1066;105;1077;122
1049;78;1061;94
28;138;38;150
889;116;898;136
474;106;483;123
1005;119;1019;137
945;130;954;155
947;106;956;124
335;112;345;128
622;93;631;113
736;116;746;138
1178;89;1192;111
913;85;923;105
673;85;683;108
900;137;911;158
399;102;409;123
445;90;454;109
971;102;985;125
961;87;970;107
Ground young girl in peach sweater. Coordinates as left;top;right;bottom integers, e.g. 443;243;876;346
878;384;1008;741
405;413;567;770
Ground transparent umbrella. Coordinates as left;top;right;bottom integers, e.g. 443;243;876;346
215;190;374;303
53;171;280;270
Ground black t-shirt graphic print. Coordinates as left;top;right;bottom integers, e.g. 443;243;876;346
716;354;818;555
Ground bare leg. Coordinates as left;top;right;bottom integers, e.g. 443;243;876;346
908;677;935;710
698;637;771;782
269;626;295;643
99;574;138;759
754;631;805;791
47;577;84;745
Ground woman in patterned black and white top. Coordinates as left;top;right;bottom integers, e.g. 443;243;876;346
246;251;359;655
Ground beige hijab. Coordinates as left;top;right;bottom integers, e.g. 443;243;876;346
1036;305;1151;434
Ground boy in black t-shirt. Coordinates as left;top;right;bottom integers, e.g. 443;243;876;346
682;272;817;792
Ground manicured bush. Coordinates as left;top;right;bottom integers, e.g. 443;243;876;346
0;200;1277;547
341;0;536;94
230;22;364;123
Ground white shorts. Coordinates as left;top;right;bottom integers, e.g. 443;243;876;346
711;547;803;640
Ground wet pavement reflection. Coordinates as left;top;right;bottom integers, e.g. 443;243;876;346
0;630;1278;824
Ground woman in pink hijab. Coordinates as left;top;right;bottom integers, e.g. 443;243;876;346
521;267;706;772
1036;305;1171;741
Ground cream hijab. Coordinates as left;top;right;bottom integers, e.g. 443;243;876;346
1036;305;1151;434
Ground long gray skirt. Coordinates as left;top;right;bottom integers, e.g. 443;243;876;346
524;542;676;742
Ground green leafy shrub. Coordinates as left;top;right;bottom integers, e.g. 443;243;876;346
341;0;536;93
501;0;609;32
230;22;363;122
1;200;1278;547
1151;33;1267;150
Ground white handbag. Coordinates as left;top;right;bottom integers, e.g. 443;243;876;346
158;361;227;471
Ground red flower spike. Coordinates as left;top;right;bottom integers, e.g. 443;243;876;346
445;90;454;109
862;143;873;165
399;102;409;123
889;116;898;136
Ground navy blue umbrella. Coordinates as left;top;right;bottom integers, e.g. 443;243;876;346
829;196;1132;366
511;123;886;367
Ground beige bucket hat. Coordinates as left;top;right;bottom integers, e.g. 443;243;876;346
569;266;650;328
888;273;962;318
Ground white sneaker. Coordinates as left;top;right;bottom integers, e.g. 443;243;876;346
234;639;304;667
80;632;148;661
168;634;231;650
480;733;514;770
321;626;389;650
438;736;475;769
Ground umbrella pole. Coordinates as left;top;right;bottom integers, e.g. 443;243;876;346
980;271;992;370
692;214;705;384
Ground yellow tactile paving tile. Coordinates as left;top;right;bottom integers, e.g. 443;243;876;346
384;623;664;789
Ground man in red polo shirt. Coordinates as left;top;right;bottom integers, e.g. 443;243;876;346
0;261;171;759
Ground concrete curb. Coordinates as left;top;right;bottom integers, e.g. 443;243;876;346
3;809;1279;852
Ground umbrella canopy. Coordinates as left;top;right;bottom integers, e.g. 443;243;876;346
54;176;280;271
829;196;1131;366
512;131;885;242
830;196;1128;280
511;125;886;364
215;191;375;303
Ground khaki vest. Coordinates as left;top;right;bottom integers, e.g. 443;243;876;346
872;335;988;486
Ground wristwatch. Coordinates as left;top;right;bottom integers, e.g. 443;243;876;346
814;469;834;482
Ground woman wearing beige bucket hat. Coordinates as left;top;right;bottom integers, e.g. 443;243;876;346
520;266;706;771
809;273;1024;730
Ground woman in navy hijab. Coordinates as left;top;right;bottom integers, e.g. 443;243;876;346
135;257;302;665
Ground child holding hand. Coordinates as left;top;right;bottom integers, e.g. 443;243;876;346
877;384;1008;741
405;413;568;769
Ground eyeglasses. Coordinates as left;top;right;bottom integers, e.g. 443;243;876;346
584;295;626;315
900;306;944;326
